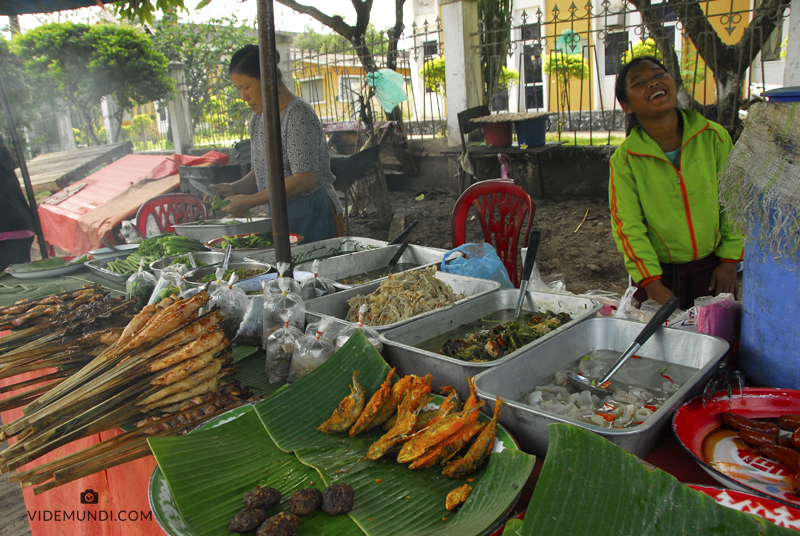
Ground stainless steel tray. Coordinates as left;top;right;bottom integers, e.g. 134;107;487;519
473;317;729;458
379;290;602;397
296;244;446;290
185;261;272;288
305;272;501;334
85;259;133;285
244;236;387;266
173;218;271;244
149;252;226;279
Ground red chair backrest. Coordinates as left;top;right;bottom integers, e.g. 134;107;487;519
135;194;207;235
451;179;535;287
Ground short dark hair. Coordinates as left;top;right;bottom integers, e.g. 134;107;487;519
229;44;282;80
614;55;670;135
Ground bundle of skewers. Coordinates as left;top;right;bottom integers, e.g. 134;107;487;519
0;291;254;494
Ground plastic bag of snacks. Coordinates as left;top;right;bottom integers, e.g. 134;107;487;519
335;304;382;352
233;295;265;347
126;258;157;310
288;317;336;382
300;260;337;301
265;310;304;383
264;261;302;295
210;273;249;337
148;268;187;306
263;277;305;334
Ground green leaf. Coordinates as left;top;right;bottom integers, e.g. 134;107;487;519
519;424;796;535
8;257;67;272
502;518;523;536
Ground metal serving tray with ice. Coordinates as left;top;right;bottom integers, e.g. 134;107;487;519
473;317;729;458
379;290;602;397
305;272;500;334
244;236;387;266
296;244;446;290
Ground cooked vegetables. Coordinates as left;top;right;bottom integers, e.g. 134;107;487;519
220;233;273;250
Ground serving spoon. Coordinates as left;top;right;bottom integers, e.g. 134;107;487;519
567;297;679;396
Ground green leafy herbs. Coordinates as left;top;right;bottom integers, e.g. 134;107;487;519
219;233;273;250
199;267;267;284
107;235;206;276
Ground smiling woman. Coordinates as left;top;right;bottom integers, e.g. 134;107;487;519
607;56;744;310
206;44;344;243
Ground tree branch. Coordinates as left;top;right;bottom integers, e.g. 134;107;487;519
735;0;791;70
275;0;355;40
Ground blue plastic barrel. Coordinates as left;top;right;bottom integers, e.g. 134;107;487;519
514;118;548;147
740;219;800;389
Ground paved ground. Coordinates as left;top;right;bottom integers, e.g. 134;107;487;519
0;417;32;536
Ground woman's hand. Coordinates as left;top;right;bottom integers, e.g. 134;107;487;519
204;182;236;203
645;279;676;305
709;262;738;296
219;195;255;217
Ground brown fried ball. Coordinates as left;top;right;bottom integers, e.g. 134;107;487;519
321;483;355;515
243;486;281;510
289;488;322;516
229;507;269;533
256;512;299;536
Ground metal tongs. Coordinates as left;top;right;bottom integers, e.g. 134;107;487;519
702;362;745;408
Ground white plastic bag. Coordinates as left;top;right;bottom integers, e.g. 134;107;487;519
210;273;249;336
148;270;186;306
300;260;337;301
264;261;301;295
287;317;336;382
265;310;304;384
263;277;305;334
336;304;382;352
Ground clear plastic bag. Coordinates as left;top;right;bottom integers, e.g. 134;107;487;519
265;311;304;384
441;243;514;289
336;304;382;352
526;260;567;293
300;260;337;301
263;277;305;335
233;295;265;347
305;318;341;344
148;270;186;306
287;317;336;382
264;261;302;295
210;273;250;337
366;69;409;112
126;259;157;310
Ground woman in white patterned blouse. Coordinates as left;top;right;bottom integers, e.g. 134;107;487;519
208;45;342;243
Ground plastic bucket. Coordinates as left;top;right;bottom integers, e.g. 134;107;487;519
482;122;512;147
740;218;800;389
515;117;550;147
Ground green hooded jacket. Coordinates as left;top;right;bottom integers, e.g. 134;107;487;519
608;109;744;286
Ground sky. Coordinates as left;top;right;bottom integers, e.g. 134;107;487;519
9;0;406;37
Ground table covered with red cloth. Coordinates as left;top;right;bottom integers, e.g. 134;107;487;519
38;152;228;255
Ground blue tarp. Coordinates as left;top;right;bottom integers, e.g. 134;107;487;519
0;1;114;16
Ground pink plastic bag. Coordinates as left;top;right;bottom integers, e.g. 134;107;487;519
695;294;740;346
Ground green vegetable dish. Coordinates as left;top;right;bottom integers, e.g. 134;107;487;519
200;268;267;283
219;233;273;250
435;310;572;362
106;235;206;276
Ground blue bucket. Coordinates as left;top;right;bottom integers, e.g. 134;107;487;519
514;117;550;147
740;218;800;389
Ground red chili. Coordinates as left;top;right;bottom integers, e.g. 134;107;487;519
632;355;642;359
596;412;615;422
644;405;658;412
662;374;674;383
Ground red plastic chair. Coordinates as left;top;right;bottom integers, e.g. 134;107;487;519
451;179;535;287
135;194;207;236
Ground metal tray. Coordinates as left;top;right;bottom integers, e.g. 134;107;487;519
243;236;387;266
88;243;140;261
149;252;226;279
305;271;500;334
173;218;271;244
185;261;272;288
473;317;729;458
85;259;133;285
379;290;602;397
295;244;446;290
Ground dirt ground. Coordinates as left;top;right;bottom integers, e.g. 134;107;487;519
345;188;630;295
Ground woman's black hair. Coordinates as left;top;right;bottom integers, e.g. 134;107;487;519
229;44;282;80
614;55;670;135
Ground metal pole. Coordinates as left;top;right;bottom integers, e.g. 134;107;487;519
256;0;292;268
0;70;48;260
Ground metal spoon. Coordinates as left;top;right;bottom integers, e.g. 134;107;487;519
567;297;680;396
222;244;232;274
515;230;541;317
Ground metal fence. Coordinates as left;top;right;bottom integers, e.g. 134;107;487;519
471;0;790;143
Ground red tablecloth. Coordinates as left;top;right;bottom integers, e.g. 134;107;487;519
38;152;228;255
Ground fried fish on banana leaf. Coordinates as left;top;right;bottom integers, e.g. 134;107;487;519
349;368;395;436
397;402;484;463
368;374;416;431
445;484;473;511
365;392;430;460
442;397;505;478
318;371;366;435
408;421;486;469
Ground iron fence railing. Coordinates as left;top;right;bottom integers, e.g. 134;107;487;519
472;0;790;143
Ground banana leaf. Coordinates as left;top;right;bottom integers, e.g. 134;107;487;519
9;255;88;272
517;424;796;536
150;331;535;536
256;330;535;536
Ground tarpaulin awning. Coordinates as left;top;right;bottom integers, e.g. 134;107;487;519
38;151;228;255
0;1;115;16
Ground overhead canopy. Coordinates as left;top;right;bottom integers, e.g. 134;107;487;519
0;1;114;16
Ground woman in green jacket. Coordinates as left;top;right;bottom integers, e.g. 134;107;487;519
608;56;744;309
